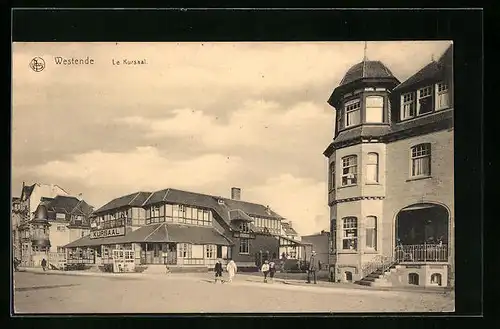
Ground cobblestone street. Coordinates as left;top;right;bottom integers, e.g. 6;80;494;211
13;272;454;313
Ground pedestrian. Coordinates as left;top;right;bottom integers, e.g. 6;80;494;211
261;260;270;283
226;259;237;283
306;251;317;284
13;257;20;272
41;258;47;272
268;260;276;283
214;259;224;284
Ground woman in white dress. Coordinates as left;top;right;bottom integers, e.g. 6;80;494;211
226;259;238;283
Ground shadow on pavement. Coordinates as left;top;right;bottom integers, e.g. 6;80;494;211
15;284;80;292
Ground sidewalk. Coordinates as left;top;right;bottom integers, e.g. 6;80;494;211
237;274;452;295
16;267;452;295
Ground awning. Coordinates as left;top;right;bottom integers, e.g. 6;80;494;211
64;223;233;248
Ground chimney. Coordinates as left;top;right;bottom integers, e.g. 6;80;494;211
289;221;292;228
231;187;241;201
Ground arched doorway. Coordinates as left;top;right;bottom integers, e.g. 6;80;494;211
345;271;353;282
395;203;449;262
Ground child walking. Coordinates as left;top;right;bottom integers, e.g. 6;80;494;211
214;259;224;283
261;260;270;283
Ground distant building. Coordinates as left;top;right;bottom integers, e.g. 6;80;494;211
302;231;330;270
13;182;93;268
64;187;308;270
324;44;454;287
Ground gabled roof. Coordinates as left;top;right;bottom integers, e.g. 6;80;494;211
222;198;283;219
94;191;152;214
47;195;83;214
229;209;254;222
394;44;453;92
281;222;298;236
21;184;36;200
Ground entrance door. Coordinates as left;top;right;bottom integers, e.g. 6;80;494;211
216;245;222;259
167;243;177;265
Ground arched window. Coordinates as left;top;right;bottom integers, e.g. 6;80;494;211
365;216;377;250
342;217;358;250
430;273;442;286
408;273;419;285
365;96;384;123
366;153;379;183
341;155;358;186
410;143;431;177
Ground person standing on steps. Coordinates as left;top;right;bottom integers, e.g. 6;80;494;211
214;259;224;284
261;260;270;283
306;251;317;284
226;259;237;283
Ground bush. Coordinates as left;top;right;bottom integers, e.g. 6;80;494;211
64;263;90;271
98;264;113;273
134;266;148;273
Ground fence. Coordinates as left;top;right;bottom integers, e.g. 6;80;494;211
395;244;448;263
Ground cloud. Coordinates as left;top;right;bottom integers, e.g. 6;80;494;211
245;174;329;236
27;147;243;193
115;99;333;152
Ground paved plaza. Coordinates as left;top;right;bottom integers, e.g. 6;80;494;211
13;271;454;313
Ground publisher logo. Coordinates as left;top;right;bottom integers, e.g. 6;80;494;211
29;57;45;72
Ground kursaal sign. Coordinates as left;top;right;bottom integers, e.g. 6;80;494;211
90;227;125;239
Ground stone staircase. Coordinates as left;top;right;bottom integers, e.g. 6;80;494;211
355;255;398;287
356;264;398;287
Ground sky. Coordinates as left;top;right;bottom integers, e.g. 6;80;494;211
11;41;451;235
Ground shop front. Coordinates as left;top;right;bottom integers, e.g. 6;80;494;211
64;222;233;270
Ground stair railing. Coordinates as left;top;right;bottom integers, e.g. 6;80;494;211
361;254;395;279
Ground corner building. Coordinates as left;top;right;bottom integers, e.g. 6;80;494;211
324;45;454;287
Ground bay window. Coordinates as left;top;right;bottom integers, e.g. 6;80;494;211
410;143;431;177
345;99;361;127
366;153;379;183
365;96;384;123
341;155;358;186
365;216;377;250
342;217;358;250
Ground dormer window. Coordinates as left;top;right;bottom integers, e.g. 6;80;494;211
365;96;384;123
345;99;361;127
218;199;225;205
417;86;433;115
240;222;250;233
401;92;416;120
436;82;450;110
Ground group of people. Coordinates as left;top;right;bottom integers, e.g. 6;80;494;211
212;250;320;285
214;259;238;283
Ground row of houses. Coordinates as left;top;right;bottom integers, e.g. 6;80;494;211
12;184;319;271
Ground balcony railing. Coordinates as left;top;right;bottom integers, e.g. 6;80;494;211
395;244;448;263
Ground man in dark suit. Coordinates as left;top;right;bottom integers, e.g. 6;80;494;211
306;251;317;284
